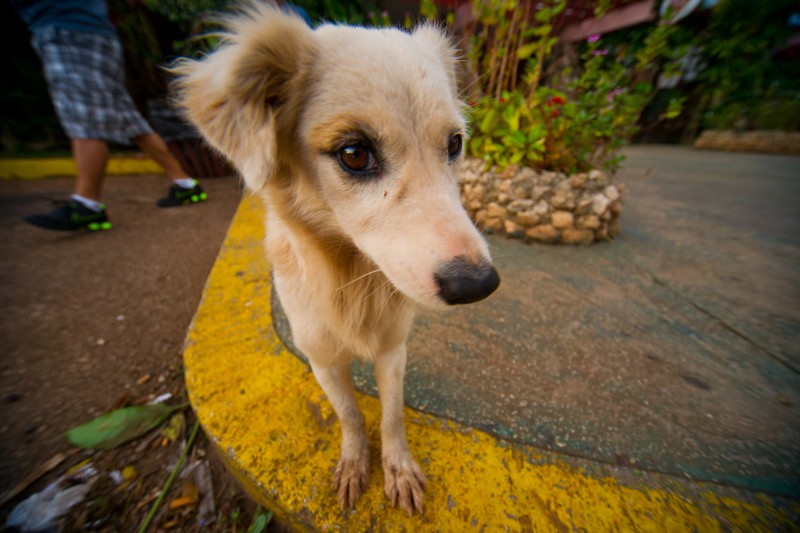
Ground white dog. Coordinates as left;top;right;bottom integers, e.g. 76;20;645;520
175;2;499;515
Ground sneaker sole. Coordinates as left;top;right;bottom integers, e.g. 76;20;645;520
87;221;113;231
181;192;208;205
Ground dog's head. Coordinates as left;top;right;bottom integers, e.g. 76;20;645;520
174;2;499;308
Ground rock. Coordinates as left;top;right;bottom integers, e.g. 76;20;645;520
592;193;610;215
474;209;487;226
457;158;625;246
539;171;557;185
486;202;507;219
604;185;620;202
569;173;588;188
588;169;606;183
532;201;549;218
525;224;559;243
578;214;601;230
561;228;595;245
551;210;574;229
576;197;594;214
515;210;539;226
532;186;551;201
516;167;538;182
501;165;519;179
551;190;575;209
508;199;534;212
485;217;504;233
504;220;523;237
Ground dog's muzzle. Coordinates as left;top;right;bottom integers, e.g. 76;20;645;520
434;257;500;305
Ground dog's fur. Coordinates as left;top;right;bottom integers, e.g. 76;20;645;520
175;2;499;514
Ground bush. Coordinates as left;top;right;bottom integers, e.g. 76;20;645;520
431;0;683;173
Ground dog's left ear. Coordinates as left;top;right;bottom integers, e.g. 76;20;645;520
411;24;461;99
172;5;317;191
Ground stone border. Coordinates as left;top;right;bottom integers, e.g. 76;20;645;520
459;158;624;245
694;130;800;155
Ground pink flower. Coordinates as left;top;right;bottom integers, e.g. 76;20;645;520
606;88;624;102
592;49;609;56
588;34;601;43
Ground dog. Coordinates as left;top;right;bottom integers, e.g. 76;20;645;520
174;2;500;515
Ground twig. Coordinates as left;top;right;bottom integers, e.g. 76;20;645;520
137;420;201;533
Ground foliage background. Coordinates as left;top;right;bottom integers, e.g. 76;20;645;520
1;0;797;159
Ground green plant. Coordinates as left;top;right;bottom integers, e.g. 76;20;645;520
466;4;682;173
694;0;799;132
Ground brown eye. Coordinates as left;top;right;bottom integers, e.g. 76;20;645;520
447;134;462;161
339;144;377;174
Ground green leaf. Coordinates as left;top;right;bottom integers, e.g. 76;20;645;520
65;403;184;450
516;41;539;60
247;507;273;533
479;108;498;133
502;105;520;131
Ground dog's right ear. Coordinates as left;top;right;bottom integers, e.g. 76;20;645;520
171;4;316;191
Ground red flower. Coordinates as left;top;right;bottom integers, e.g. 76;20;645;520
552;96;566;105
551;110;559;118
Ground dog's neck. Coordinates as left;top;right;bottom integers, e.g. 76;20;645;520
263;177;413;360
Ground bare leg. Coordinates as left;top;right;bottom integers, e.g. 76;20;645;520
309;361;370;508
72;138;109;201
374;343;425;515
132;132;190;181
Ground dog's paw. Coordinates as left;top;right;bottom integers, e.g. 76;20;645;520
383;455;426;516
333;457;369;509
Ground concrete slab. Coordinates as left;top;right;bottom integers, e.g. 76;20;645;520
185;145;800;528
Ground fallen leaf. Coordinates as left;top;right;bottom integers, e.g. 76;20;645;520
247;507;273;533
168;496;197;510
65;403;186;450
159;412;185;443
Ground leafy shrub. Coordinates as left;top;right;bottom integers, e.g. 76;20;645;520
439;0;683;173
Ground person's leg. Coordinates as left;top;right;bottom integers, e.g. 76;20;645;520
135;132;208;207
132;132;190;181
72;138;109;201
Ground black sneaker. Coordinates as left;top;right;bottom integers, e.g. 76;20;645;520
24;200;112;232
156;183;207;208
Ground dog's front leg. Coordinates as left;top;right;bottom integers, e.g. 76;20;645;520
375;343;426;515
309;361;370;509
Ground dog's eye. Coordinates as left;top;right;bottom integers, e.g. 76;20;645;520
447;134;463;161
338;144;378;174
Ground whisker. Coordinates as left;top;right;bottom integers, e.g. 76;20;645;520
336;268;382;292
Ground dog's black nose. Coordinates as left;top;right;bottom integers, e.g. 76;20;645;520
435;257;500;305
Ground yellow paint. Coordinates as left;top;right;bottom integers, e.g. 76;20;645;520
184;195;799;531
0;157;164;179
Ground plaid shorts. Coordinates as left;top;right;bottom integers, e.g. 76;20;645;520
32;26;154;145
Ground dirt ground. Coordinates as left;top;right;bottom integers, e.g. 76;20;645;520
0;173;274;531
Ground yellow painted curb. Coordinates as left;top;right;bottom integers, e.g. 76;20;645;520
0;157;164;179
184;195;799;531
